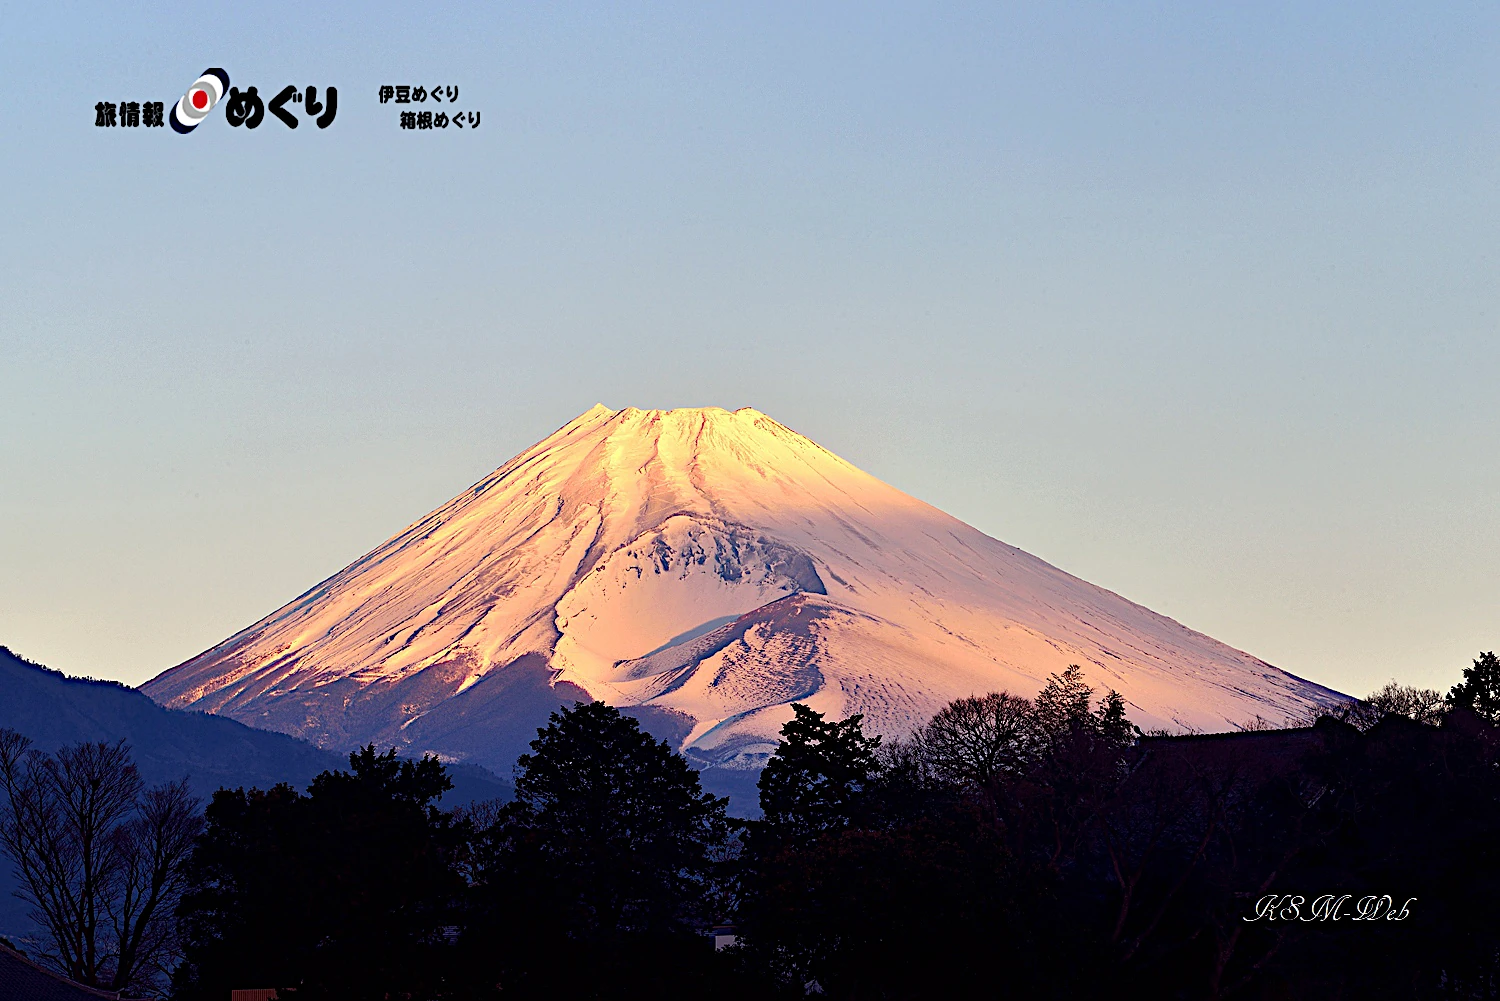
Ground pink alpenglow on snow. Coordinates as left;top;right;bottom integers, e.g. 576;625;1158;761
143;406;1343;772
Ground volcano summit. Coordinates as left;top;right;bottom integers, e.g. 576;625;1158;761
144;406;1340;773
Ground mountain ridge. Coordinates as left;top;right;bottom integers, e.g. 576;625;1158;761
0;645;513;938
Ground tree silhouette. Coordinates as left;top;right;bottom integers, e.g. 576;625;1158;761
173;746;462;1001
464;701;733;998
1448;651;1500;723
504;700;729;935
0;730;199;995
915;692;1035;790
757;704;882;844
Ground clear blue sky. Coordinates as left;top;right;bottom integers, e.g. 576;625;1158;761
1;2;1495;696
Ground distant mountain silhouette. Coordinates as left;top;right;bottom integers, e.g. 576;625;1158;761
0;646;510;939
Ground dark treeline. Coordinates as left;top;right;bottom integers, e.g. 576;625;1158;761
5;653;1500;999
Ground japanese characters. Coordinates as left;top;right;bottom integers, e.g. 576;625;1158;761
224;85;338;129
95;102;164;128
380;84;480;130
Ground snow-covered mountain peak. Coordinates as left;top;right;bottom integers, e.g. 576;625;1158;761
143;406;1341;773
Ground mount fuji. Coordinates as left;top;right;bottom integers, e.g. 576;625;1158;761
143;406;1341;776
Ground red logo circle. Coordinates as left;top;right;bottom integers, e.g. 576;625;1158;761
191;89;208;109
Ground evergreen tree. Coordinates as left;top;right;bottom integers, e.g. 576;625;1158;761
1024;667;1136;868
465;702;733;998
501;701;729;936
1448;651;1500;723
1094;689;1138;749
1032;664;1096;737
757;704;882;844
173;747;462;1001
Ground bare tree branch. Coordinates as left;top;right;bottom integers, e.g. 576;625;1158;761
0;729;201;995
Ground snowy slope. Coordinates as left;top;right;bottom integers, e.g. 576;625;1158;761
143;406;1343;771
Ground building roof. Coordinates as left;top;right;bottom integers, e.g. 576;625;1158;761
0;940;131;1001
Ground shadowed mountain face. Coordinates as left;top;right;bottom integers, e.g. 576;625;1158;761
0;646;512;938
0;647;509;804
143;405;1343;774
0;646;343;797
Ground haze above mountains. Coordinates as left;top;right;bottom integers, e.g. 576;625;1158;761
143;406;1342;774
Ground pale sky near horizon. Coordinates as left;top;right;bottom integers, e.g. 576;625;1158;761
1;2;1495;699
